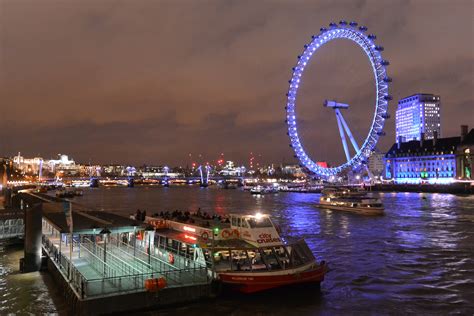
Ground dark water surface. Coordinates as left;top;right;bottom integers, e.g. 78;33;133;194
1;187;473;315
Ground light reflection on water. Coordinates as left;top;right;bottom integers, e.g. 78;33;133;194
1;187;473;314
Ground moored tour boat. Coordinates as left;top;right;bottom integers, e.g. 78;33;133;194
317;188;384;215
144;212;327;293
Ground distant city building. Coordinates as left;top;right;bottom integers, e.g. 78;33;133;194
102;165;127;176
0;158;10;189
281;164;306;178
396;93;441;143
384;125;473;184
13;153;44;175
139;165;182;178
367;152;385;178
47;154;79;176
219;161;245;176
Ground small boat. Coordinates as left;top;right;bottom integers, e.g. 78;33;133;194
317;188;384;215
250;185;279;195
144;212;327;293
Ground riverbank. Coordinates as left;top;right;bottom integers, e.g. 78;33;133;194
371;182;473;194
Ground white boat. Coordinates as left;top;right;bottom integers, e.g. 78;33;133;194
143;212;327;293
317;188;384;215
250;185;279;195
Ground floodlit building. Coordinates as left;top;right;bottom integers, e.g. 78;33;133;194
396;93;441;143
219;161;245;176
281;164;306;178
384;125;473;184
13;153;44;175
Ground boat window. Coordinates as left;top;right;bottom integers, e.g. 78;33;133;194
293;241;315;264
213;250;231;271
260;248;282;270
247;250;267;271
242;220;250;229
248;217;273;228
237;218;242;227
232;250;252;271
231;217;238;227
273;246;290;269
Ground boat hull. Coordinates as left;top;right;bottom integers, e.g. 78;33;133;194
317;203;384;215
218;263;326;293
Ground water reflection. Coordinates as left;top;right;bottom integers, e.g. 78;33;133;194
2;188;473;314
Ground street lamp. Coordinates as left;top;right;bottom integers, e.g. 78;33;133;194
132;223;138;258
145;225;154;266
100;228;111;275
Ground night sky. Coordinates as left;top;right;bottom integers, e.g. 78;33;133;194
0;0;472;166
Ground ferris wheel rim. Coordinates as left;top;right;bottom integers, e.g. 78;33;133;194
286;21;391;177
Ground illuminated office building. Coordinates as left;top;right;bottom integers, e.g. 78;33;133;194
396;94;441;143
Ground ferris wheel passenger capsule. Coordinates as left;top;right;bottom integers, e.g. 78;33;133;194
359;26;368;32
349;21;358;27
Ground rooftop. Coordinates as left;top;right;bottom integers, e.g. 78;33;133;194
386;129;474;157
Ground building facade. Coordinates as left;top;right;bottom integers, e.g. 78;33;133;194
367;152;385;178
396;93;441;143
384;126;473;184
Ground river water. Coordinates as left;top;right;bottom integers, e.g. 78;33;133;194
1;187;473;315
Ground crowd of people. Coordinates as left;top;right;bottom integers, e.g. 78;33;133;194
134;207;230;226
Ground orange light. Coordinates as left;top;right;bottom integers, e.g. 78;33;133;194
183;226;196;233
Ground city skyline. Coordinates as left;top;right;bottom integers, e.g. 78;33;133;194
1;1;473;165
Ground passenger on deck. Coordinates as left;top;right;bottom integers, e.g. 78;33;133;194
135;209;142;221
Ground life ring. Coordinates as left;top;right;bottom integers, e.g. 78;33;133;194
232;229;240;238
221;229;231;239
168;253;175;264
201;231;209;241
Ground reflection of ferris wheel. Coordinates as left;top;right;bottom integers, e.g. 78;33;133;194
286;20;392;178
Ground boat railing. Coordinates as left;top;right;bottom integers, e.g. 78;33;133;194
82;265;209;298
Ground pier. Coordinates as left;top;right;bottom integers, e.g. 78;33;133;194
13;193;213;315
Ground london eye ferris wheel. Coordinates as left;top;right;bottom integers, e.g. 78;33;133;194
286;20;392;178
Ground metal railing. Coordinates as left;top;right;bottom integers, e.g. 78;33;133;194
42;234;210;299
0;218;24;239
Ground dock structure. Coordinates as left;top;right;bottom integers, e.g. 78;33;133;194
0;209;24;242
16;193;212;315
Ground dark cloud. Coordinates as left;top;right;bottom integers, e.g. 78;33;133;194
0;0;472;165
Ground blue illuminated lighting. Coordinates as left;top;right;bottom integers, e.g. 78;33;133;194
286;21;390;178
385;153;456;184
